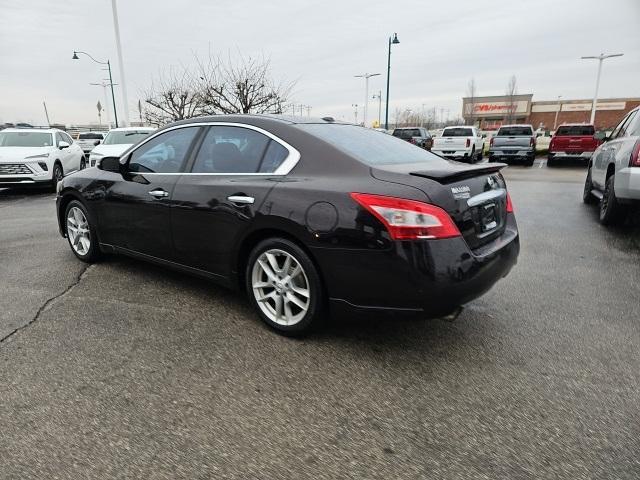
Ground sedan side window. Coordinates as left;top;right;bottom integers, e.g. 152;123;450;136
609;112;633;140
628;110;640;137
128;127;199;173
617;110;638;138
192;126;285;174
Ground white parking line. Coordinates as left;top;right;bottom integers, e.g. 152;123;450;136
539;159;547;169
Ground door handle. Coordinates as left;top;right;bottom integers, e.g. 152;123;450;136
148;189;169;199
227;195;255;205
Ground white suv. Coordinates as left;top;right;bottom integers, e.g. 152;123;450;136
0;128;85;189
583;106;640;224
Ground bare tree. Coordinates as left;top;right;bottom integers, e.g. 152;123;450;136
142;66;206;127
505;75;518;124
466;77;477;126
196;52;294;115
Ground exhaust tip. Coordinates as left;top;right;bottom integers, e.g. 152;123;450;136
440;306;463;322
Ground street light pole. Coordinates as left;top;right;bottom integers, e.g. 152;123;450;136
553;95;562;131
111;0;130;126
73;51;119;127
372;90;382;127
581;53;623;125
90;82;116;127
384;33;400;130
352;104;358;125
355;73;380;127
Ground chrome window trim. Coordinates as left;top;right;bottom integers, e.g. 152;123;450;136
121;121;301;176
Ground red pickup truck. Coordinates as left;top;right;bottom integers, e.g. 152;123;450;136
548;124;602;166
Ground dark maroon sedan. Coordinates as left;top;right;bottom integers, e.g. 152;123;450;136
56;115;519;335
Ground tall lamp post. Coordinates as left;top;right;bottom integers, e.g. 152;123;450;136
355;73;380;127
372;90;382;127
110;0;130;126
553;95;562;131
73;51;119;127
581;53;623;125
352;104;359;125
384;33;400;130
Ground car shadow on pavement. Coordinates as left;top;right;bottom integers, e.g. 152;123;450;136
96;255;495;356
0;186;51;198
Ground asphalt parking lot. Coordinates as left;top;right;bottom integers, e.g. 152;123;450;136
1;160;639;479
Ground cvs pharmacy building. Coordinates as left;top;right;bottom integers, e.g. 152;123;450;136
463;94;640;131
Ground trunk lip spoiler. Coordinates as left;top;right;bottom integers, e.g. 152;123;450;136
409;162;507;183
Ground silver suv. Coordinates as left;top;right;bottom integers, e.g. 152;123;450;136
583;106;640;224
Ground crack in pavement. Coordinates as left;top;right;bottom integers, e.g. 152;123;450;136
0;263;94;344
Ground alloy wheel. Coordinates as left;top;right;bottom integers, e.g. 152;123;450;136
251;249;311;326
66;206;91;256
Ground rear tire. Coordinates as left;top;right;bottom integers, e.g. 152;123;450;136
599;174;625;225
526;155;535;167
80;156;86;170
246;238;324;336
583;166;597;204
476;148;483;162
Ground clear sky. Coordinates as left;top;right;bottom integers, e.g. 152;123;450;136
1;0;639;126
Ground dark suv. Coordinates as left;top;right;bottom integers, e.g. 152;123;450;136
392;127;433;150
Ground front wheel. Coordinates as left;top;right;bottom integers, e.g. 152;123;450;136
50;163;63;192
246;238;324;336
65;200;101;262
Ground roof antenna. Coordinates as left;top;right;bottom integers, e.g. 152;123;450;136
322;116;335;123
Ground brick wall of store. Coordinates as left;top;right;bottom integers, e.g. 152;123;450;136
529;100;640;131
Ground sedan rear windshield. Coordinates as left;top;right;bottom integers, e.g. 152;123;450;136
497;126;533;136
78;132;104;140
299;124;446;166
442;127;473;137
0;132;53;147
103;130;153;145
393;129;421;139
555;125;595;136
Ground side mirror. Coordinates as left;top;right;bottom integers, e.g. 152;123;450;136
94;140;101;146
98;156;122;173
58;141;70;149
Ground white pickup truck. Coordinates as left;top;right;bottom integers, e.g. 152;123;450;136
431;126;484;163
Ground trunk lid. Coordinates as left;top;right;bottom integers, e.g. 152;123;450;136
371;161;509;250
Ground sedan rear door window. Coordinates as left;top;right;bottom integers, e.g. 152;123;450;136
192;126;276;173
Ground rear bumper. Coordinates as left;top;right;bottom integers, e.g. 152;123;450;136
315;214;520;317
489;149;534;158
615;167;640;200
432;148;473;160
548;151;593;159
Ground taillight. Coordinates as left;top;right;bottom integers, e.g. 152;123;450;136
350;193;461;240
490;137;494;147
410;138;417;144
506;192;514;213
529;137;535;147
630;140;640;167
466;138;470;148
